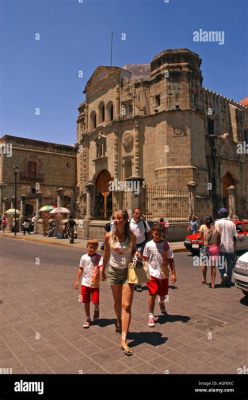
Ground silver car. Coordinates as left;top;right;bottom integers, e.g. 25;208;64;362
233;251;248;297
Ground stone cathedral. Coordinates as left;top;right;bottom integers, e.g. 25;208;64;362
76;48;248;238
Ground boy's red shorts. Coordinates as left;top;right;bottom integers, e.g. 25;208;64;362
146;276;168;297
81;285;99;304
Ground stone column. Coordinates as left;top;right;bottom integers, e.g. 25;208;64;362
115;84;120;120
187;181;197;218
57;188;65;208
112;130;120;210
19;194;26;232
134;122;141;176
84;181;94;220
85;104;88;131
114;130;119;179
11;196;15;209
227;185;238;219
2;197;8;214
34;191;42;233
83;181;94;239
125;177;144;212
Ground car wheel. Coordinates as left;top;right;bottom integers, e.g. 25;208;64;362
242;290;248;297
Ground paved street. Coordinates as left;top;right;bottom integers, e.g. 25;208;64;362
0;236;247;374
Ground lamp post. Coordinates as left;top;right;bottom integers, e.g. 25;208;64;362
14;166;20;236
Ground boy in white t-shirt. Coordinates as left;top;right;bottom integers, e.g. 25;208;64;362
143;223;176;328
74;239;103;328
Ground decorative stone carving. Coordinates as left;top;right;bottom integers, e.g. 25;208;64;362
174;128;184;136
95;132;107;158
81;134;90;148
123;131;134;153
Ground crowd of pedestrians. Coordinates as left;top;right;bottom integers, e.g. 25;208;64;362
73;206;240;357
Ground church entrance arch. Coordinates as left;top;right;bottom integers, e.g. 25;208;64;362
94;170;112;219
222;172;235;209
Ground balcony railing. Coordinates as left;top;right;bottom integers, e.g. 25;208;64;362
20;172;45;182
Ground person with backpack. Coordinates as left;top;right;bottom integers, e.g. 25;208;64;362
129;208;151;292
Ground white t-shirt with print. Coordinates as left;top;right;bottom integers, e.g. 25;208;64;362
143;240;174;279
79;253;103;287
215;218;237;253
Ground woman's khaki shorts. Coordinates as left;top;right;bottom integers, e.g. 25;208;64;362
108;265;128;286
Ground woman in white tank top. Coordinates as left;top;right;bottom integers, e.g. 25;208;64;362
102;210;136;356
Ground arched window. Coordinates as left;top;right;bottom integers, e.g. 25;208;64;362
106;101;114;121
90;111;96;130
99;102;105;123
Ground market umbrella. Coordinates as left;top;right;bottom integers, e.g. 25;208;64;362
5;208;21;215
39;205;56;212
49;207;70;214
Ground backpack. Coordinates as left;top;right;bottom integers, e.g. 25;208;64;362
142;220;149;241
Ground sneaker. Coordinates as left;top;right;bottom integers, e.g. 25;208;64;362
147;315;155;327
83;319;91;329
135;285;142;292
159;302;167;315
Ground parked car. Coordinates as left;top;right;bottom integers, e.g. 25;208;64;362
233;251;248;297
184;219;248;256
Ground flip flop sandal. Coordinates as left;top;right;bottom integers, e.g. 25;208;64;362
121;346;133;356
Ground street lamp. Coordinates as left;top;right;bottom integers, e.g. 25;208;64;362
14;166;20;236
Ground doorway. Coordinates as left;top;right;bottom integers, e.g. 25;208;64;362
94;170;112;219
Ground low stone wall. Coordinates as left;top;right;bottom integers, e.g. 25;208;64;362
36;219;189;242
81;220;188;242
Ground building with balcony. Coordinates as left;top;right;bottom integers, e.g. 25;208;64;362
0;135;77;218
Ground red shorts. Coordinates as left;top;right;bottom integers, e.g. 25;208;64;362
81;285;99;304
147;276;168;297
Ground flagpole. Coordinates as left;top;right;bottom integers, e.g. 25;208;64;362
110;32;113;66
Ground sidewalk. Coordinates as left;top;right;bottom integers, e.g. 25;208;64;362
0;231;187;253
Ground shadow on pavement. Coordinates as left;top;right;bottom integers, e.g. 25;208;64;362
240;295;248;306
94;318;116;327
168;285;178;290
127;331;168;348
157;314;190;325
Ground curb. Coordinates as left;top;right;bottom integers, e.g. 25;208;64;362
172;248;188;253
1;234;84;249
1;234;189;253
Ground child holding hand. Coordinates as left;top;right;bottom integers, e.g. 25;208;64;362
74;239;104;328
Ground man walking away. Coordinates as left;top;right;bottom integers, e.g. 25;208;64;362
215;208;237;287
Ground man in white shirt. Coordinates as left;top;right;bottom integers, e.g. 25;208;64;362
215;208;237;287
130;208;151;292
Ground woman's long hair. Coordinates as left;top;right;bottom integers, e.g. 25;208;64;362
111;209;132;244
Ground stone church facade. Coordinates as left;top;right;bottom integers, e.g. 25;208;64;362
76;48;248;237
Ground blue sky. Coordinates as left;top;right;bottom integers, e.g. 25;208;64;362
0;0;247;145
